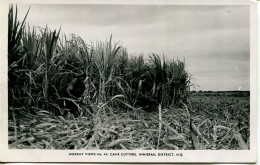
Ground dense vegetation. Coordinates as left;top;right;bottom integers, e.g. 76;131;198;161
8;6;249;150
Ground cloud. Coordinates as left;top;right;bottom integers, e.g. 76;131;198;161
16;4;250;91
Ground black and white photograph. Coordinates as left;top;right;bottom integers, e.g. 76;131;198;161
0;0;257;163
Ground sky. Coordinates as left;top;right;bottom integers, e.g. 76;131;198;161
16;4;250;91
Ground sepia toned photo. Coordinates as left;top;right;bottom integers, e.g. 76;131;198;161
0;0;257;163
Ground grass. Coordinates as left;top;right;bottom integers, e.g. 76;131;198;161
189;95;250;149
8;95;250;150
8;5;250;150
